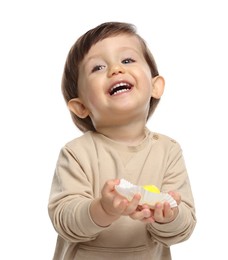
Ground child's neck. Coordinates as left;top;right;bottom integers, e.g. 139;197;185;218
96;121;147;146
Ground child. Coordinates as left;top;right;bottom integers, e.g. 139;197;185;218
48;21;196;260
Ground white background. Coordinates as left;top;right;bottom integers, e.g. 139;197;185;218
0;0;227;259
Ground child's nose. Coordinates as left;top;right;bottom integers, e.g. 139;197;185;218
108;63;125;77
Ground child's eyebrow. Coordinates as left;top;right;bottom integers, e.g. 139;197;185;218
84;54;102;63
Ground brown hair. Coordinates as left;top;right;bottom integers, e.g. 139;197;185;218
62;22;160;132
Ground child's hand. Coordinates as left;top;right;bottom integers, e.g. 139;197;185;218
91;179;147;227
100;179;129;217
100;179;142;218
152;191;181;223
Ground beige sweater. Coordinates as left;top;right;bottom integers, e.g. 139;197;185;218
48;129;196;259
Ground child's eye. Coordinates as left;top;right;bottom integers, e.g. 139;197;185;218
122;58;136;64
91;65;106;73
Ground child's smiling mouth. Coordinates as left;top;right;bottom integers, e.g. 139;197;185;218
109;82;133;96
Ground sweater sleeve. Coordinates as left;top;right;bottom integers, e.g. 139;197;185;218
147;140;196;246
48;146;107;243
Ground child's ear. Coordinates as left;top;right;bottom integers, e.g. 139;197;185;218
68;98;90;118
151;76;165;99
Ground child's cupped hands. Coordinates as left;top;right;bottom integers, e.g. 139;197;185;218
100;179;181;224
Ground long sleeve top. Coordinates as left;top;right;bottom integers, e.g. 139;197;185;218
48;129;196;260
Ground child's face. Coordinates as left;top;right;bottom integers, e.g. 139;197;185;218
75;34;155;129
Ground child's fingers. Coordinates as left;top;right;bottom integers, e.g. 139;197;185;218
113;197;129;212
123;193;141;215
168;191;181;205
154;202;178;223
153;203;164;223
102;179;120;195
130;208;154;222
163;202;173;219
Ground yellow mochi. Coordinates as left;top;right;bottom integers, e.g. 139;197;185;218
143;185;160;194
